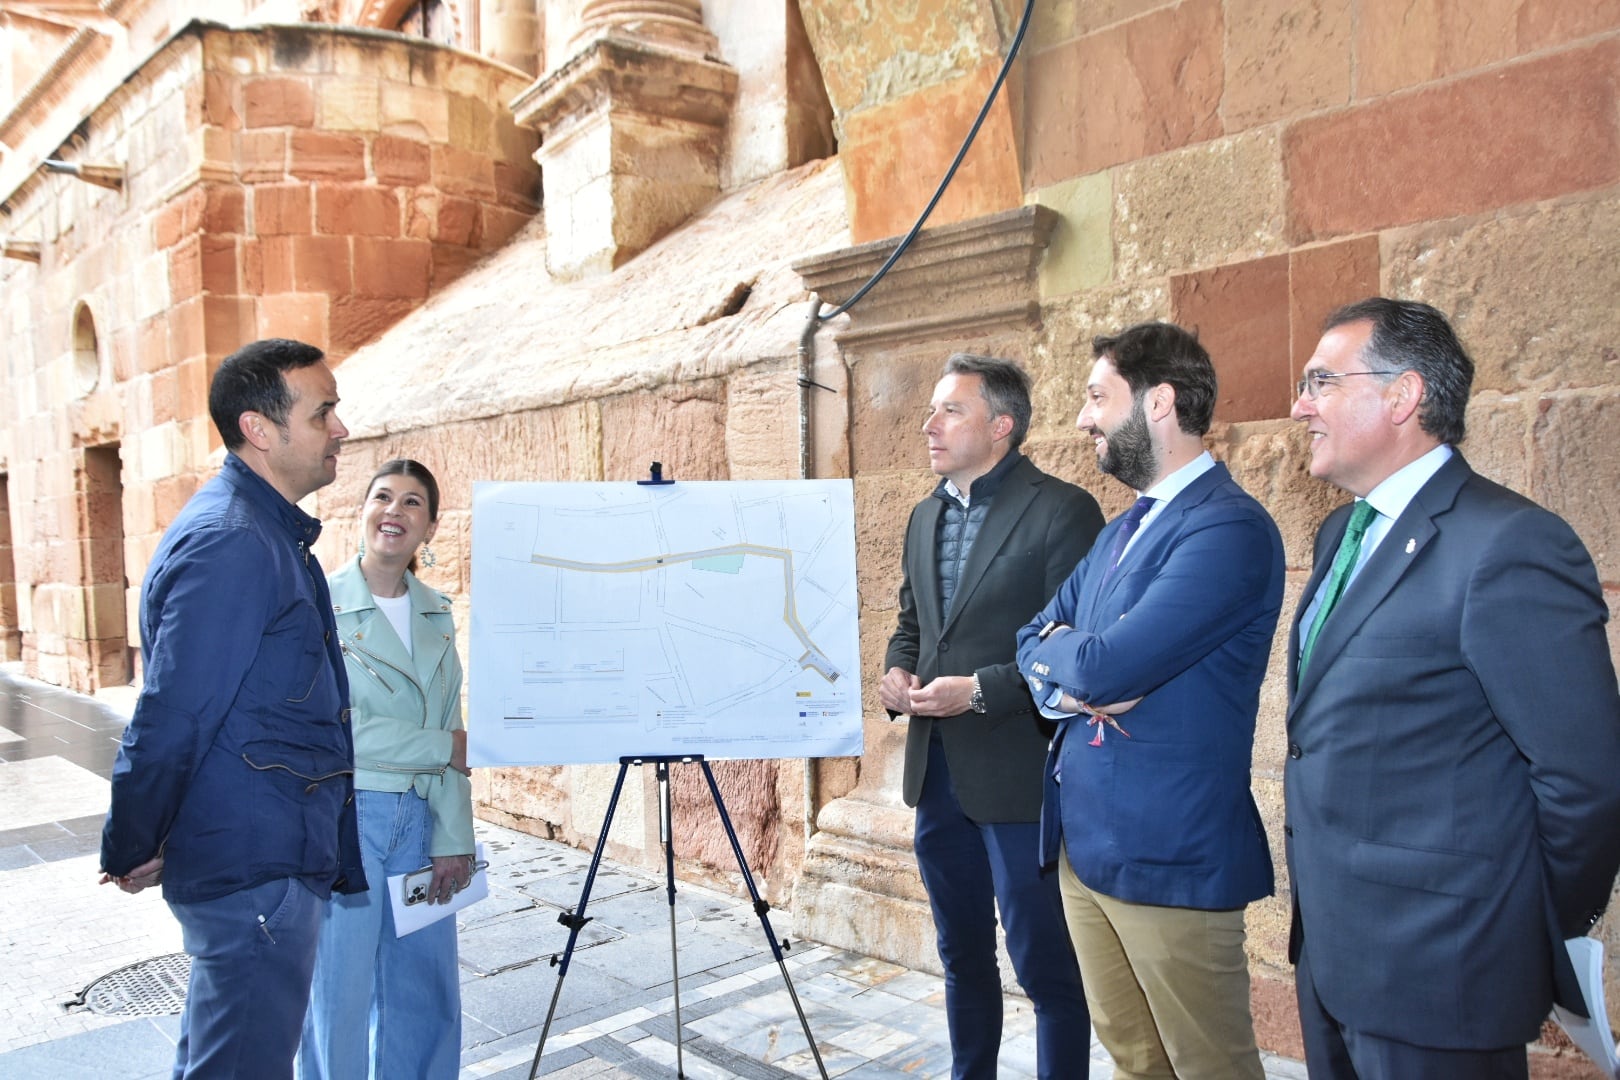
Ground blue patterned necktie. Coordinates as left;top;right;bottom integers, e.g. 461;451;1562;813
1098;496;1155;592
1299;499;1378;676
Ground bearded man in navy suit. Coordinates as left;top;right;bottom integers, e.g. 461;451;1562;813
1016;322;1283;1080
1285;297;1620;1078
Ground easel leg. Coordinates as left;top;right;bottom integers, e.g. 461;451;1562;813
527;760;631;1079
698;760;830;1079
656;760;687;1078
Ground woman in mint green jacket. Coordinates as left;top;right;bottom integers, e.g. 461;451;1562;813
298;459;472;1080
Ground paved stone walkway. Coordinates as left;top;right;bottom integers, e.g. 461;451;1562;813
0;666;1308;1079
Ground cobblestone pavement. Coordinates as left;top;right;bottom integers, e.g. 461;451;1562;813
0;666;1308;1079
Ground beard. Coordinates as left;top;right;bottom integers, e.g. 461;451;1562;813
1097;397;1158;491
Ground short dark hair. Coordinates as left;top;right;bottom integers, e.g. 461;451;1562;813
366;458;441;520
1323;298;1472;445
208;338;327;451
942;353;1033;450
1091;322;1217;436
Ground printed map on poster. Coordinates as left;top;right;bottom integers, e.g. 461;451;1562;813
467;480;863;766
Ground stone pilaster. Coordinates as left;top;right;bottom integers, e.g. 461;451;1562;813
789;204;1058;981
511;2;736;281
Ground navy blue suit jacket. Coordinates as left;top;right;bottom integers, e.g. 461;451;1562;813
1285;453;1620;1048
1016;463;1283;910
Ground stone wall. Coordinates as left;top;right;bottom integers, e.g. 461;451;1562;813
0;21;538;690
790;0;1620;1069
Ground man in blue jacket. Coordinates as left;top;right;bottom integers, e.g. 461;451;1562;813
1016;322;1283;1079
100;338;366;1079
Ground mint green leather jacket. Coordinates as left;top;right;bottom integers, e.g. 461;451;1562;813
328;555;473;857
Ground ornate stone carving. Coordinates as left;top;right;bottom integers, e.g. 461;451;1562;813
793;205;1059;350
511;1;735;281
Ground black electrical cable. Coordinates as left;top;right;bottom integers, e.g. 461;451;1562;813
815;0;1038;322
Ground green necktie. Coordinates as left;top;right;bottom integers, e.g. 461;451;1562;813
1299;500;1378;676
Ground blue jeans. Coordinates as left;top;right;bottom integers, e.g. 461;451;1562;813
168;876;324;1079
914;734;1091;1080
297;789;462;1080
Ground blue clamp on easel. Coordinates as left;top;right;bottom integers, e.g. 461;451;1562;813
635;461;674;486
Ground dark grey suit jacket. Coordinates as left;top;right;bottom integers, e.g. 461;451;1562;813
885;454;1103;823
1284;452;1620;1048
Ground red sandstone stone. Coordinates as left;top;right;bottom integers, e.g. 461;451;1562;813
291;235;352;294
153;474;198;525
840;58;1023;243
169;299;205;367
352;238;430;299
1026;0;1224;186
168;237;203;304
430;243;481;289
176;358;208;419
374;135;431;185
257;293;329;351
203;186;245;234
244;77;315;129
403;191;436;241
110;329;137;383
493;160;539;210
137;315;170;375
430;144;496;200
1170;254;1291;422
1287;236;1380;373
237;130;289;182
253;183;311;235
329;295;415;353
150;368;179;426
203;295;252;354
200;234;239;295
153;188;205;250
1223;0;1351;131
202;71;236;130
315;185;400;237
289;130;368;181
482;206;530;249
252;237;293;293
1358;0;1620;97
435;196;480;247
1285;42;1620;242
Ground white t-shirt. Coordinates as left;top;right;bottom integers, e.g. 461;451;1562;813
372;591;414;659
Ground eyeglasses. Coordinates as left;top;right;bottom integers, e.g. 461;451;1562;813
1295;369;1397;400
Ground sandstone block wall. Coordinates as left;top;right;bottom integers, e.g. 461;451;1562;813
795;0;1620;1066
0;21;539;690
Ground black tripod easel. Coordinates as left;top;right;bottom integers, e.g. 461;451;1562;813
527;754;829;1079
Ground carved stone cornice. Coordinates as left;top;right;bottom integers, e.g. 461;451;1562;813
793;204;1058;350
0;26;110;151
510;31;735;139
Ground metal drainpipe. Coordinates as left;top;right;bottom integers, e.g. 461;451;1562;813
798;298;824;855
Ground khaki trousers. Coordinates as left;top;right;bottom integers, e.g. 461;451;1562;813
1058;850;1263;1080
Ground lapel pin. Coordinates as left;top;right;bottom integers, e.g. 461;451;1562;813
1405;538;1416;554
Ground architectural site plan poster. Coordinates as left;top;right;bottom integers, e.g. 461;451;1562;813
467;480;863;766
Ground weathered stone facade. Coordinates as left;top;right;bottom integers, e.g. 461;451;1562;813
4;1;1620;1070
0;12;539;689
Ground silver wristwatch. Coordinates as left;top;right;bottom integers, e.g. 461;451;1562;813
969;673;987;714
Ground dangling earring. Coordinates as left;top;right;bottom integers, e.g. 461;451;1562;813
418;544;437;568
358;538;365;556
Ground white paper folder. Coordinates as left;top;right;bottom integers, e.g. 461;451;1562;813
387;841;489;937
1552;936;1620;1078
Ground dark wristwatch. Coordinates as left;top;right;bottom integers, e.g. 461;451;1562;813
969;673;987;714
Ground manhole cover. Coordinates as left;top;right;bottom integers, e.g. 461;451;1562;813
68;953;190;1017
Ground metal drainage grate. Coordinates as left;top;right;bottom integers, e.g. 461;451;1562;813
66;953;191;1017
